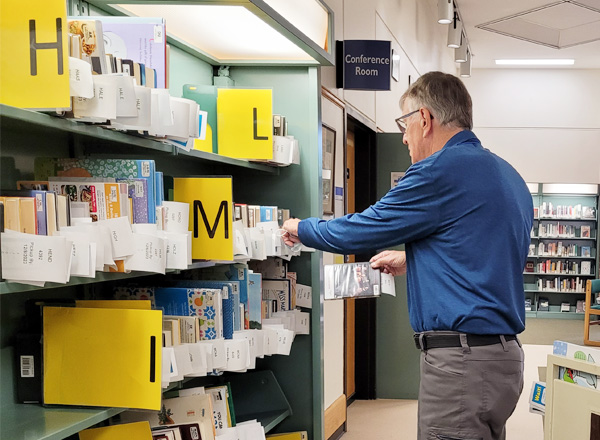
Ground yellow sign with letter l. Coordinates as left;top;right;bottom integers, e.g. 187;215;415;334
217;88;273;160
173;177;233;261
0;0;70;109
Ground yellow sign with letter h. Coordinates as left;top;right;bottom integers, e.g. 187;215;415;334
0;0;70;109
173;177;233;261
217;89;273;160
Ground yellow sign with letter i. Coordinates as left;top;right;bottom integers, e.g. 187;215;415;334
217;88;273;160
173;177;233;261
0;0;70;109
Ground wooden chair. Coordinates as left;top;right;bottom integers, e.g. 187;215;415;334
584;279;600;346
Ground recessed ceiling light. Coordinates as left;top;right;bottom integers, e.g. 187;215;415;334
495;59;575;65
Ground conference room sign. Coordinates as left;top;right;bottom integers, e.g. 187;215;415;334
336;40;391;91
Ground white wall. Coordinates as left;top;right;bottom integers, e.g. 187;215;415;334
321;95;346;409
322;0;457;131
463;69;600;184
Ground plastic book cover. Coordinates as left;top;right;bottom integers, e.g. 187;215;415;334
98;16;167;88
323;262;381;299
34;158;156;223
247;272;263;330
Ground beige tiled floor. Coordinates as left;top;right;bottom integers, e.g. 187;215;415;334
343;344;552;440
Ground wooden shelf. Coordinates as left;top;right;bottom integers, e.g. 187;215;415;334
0;105;278;175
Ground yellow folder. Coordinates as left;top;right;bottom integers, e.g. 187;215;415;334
43;306;162;410
79;421;153;440
75;300;151;310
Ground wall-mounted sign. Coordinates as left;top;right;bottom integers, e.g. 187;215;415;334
336;40;391;91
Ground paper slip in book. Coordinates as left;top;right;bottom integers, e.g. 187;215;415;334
1;232;72;284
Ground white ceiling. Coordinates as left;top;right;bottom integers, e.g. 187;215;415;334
455;0;600;68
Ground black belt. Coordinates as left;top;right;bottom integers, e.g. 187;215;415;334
413;333;517;350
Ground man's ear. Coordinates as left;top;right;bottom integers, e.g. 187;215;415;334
421;108;433;138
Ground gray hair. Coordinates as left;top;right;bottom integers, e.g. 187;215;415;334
400;71;473;130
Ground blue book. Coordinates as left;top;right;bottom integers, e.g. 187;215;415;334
259;206;277;222
199;264;250;330
173;281;238;339
154;286;222;340
155;171;164;207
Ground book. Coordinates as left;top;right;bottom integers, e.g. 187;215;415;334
48;179;108;222
560;302;570;312
117;178;150;223
247;272;263;330
99;16;167;88
524;298;532;312
582;206;597;219
581;246;591;258
0;190;47;235
576;300;585;313
120;394;216;440
581;261;592;275
524;261;534;273
154;287;222;340
67;18;108;74
581;225;591;238
324;262;382;299
538;297;549;312
35;158;157;224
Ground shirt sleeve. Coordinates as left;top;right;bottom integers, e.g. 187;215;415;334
298;162;441;254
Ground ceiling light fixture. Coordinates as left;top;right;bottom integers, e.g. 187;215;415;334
460;49;471;77
447;13;462;48
495;59;575;65
437;0;453;24
454;35;468;63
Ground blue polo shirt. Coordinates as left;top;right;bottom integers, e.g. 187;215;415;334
298;130;533;335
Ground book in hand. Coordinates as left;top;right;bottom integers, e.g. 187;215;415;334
324;262;396;299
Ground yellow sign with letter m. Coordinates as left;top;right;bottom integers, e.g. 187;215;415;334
173;177;233;261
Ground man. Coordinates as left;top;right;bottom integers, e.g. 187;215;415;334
282;71;533;440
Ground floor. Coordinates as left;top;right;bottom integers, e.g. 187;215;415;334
342;319;600;440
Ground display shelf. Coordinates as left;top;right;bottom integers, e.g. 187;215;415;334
0;104;278;174
530;236;596;241
0;347;123;440
524;272;596;277
524;290;585;294
534;311;585;320
527;255;595;260
0;260;222;295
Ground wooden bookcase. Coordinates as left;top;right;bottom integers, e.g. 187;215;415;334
0;1;332;438
525;184;599;320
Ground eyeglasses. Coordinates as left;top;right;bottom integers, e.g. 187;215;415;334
395;109;420;134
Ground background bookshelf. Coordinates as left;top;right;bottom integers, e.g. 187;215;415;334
0;1;332;438
525;183;599;320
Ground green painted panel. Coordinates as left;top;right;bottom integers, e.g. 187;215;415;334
168;46;214;97
227;66;324;440
374;133;420;399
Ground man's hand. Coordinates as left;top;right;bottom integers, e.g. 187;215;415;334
370;250;407;276
281;218;302;248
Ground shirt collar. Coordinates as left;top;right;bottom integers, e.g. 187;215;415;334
444;130;479;148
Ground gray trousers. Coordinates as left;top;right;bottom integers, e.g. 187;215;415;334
417;332;524;440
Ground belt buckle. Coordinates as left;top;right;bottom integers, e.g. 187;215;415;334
413;333;426;350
